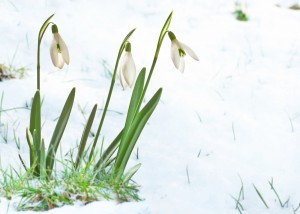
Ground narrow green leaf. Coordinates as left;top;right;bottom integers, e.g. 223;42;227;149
123;163;141;183
18;154;28;172
29;90;41;156
32;129;40;176
114;88;162;179
40;139;46;179
75;104;97;169
125;68;146;128
26;128;35;167
46;87;75;177
119;68;145;153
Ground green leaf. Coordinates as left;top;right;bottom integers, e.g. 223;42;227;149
32;129;40;176
29;90;41;156
26;128;35;168
126;68;146;127
123;163;141;184
38;14;55;41
75;104;97;169
46;87;75;177
39;139;46;179
114;88;162;179
119;68;146;154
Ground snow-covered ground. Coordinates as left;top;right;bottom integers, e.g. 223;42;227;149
1;0;300;213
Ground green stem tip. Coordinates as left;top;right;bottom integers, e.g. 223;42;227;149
51;24;58;33
168;31;176;41
125;42;131;52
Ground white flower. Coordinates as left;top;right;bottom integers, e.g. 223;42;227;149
168;31;199;73
50;24;69;69
119;42;136;89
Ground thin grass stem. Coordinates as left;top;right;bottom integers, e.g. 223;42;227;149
253;184;269;209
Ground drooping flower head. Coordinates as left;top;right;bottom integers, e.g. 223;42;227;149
168;31;199;73
119;42;136;89
50;24;69;69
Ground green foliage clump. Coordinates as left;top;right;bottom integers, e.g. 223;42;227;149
234;1;249;22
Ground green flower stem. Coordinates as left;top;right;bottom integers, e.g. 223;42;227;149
136;11;173;113
37;41;41;90
88;29;136;162
109;12;173;179
37;22;51;90
36;14;55;91
94;12;172;179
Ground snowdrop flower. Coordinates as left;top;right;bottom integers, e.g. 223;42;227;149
50;24;69;69
119;42;136;89
168;31;199;73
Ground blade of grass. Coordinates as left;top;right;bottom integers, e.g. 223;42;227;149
268;178;289;208
230;195;244;213
94;130;123;171
18;154;28;171
123;163;141;184
253;184;269;209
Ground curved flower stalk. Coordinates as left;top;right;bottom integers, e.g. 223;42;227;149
50;24;70;69
119;42;136;89
88;29;136;162
36;14;54;90
168;31;199;72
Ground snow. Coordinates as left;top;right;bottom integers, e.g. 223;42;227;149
1;0;300;213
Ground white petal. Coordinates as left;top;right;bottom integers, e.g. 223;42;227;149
179;57;185;73
171;40;180;69
58;34;70;65
122;52;136;88
119;67;127;89
179;41;199;61
50;38;59;67
57;54;64;69
54;33;60;42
